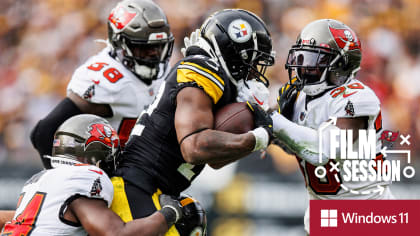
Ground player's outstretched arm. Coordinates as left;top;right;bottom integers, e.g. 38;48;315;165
0;210;15;229
67;196;177;236
175;87;269;168
272;112;367;165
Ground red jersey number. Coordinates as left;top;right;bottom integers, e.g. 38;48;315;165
297;157;341;195
330;82;364;98
2;192;46;236
118;118;137;148
87;62;124;83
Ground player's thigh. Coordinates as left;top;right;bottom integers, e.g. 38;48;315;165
110;177;181;236
125;181;159;219
110;177;157;221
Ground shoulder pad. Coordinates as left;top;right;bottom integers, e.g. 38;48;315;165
65;165;114;207
176;55;228;104
181;55;222;75
67;54;135;105
329;81;380;118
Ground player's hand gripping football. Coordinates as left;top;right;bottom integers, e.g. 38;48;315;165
159;194;183;227
277;78;299;120
247;102;274;151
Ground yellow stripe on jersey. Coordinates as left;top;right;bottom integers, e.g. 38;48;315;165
110;177;133;223
177;62;224;104
182;62;224;86
151;189;181;236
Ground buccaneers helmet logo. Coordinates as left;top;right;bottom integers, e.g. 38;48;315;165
108;5;137;30
329;26;361;50
85;123;119;150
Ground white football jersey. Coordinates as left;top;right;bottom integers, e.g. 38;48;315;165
2;165;113;236
67;46;166;146
292;79;391;200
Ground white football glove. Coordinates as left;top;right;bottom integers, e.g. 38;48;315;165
236;79;270;111
181;29;200;57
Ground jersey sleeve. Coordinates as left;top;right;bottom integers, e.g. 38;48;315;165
65;166;114;207
329;82;381;118
66;52;141;118
176;56;226;104
67;65;118;105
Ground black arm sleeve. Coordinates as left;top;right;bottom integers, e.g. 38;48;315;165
30;98;82;169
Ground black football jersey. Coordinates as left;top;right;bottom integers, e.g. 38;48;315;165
116;54;237;195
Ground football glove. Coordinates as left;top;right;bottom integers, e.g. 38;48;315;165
159;194;183;227
236;79;270;111
247;102;274;151
181;29;200;57
277;78;299;120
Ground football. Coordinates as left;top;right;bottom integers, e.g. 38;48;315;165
214;102;255;134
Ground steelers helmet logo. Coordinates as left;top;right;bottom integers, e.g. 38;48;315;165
228;19;252;43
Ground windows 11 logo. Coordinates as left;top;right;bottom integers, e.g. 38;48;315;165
321;209;338;227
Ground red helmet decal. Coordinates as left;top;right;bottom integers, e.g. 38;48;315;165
108;5;137;30
329;26;361;51
85;123;119;149
379;130;399;142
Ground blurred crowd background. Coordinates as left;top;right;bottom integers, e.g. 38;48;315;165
1;0;420;235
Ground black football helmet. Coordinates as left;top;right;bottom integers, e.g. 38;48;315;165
175;194;207;236
51;114;120;173
108;0;174;82
285;19;362;96
198;9;275;87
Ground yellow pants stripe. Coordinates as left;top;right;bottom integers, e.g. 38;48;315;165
110;177;133;223
110;177;180;236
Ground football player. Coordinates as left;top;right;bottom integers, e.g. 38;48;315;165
110;9;275;236
271;19;394;234
30;0;174;169
1;114;184;236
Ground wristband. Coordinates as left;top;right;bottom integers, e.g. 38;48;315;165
249;127;269;151
159;205;180;228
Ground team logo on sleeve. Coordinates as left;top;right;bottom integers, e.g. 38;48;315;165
90;177;102;197
344;100;355;116
83;84;95;100
228;19;252;43
85;123;119;149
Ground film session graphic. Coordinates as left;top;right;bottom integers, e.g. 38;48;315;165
314;117;414;195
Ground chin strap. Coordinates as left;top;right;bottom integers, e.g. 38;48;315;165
46;155;83;168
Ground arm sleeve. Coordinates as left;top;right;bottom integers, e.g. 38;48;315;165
67;167;114;206
30;98;82;169
59;166;114;226
177;61;225;104
271;112;339;166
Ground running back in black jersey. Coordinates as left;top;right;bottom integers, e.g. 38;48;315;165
116;53;237;195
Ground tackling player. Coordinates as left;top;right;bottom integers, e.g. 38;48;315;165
30;0;174;169
110;9;275;236
271;19;394;234
1;114;184;236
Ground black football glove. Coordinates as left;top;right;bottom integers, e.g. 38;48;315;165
277;79;299;120
246;102;274;142
159;194;183;228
